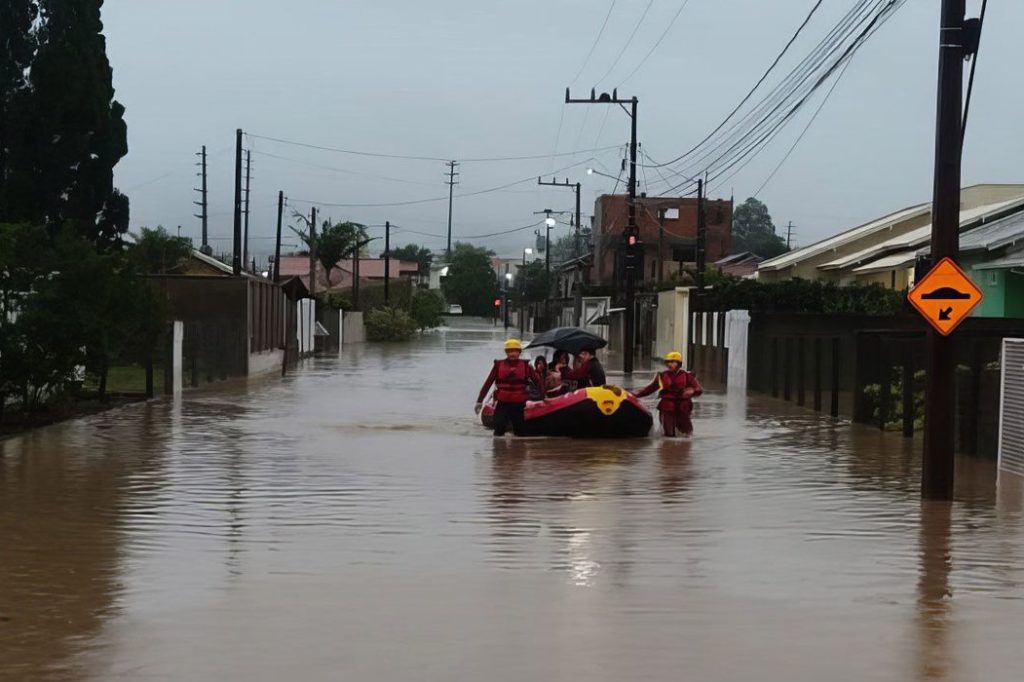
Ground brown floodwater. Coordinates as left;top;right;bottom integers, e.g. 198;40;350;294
3;319;1024;681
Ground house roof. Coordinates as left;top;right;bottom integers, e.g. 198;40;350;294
276;256;417;279
818;197;1024;271
973;252;1024;270
851;251;919;274
758;203;929;272
716;251;762;266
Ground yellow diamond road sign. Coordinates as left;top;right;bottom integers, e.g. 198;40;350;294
907;257;983;336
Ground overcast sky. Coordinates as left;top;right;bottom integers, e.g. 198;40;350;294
103;0;1022;261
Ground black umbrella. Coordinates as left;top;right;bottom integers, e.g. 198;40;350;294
526;327;608;355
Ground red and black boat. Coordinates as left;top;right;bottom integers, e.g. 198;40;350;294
481;386;653;438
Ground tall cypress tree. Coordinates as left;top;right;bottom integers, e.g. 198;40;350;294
0;0;39;203
3;0;129;247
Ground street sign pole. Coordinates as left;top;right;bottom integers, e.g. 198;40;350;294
923;0;966;501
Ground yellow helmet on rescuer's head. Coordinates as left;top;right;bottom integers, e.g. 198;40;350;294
504;339;524;351
664;351;683;363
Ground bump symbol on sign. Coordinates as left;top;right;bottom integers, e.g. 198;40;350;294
907;257;983;336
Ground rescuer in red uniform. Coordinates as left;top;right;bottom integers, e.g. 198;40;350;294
633;351;703;437
475;339;544;436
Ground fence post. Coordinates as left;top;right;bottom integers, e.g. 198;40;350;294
771;337;779;398
797;337;806;407
831;338;841;418
814;337;823;412
903;342;915;437
783;337;792;402
879;340;891;430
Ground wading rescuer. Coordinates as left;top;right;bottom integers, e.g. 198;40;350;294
475;339;543;436
633;351;703;437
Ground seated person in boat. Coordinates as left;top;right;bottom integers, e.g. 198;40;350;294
563;348;607;388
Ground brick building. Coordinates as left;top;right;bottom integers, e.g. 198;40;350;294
590;193;733;286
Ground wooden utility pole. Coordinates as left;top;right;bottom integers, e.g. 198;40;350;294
232;129;243;276
445;161;459;261
273;191;284;282
696;177;707;299
566;88;639;372
384;220;391;304
786;221;795;249
537;177;584;326
923;0;966;500
308;207;318;297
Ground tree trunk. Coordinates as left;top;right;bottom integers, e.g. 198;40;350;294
98;359;108;400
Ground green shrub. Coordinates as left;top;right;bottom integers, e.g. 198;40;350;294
365;306;417;341
409;289;445;331
319;291;352;310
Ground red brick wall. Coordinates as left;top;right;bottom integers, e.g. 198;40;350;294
591;194;732;286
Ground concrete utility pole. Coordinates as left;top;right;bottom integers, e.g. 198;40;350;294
445;161;459;261
786;221;795;249
923;0;966;500
657;207;666;287
232;129;243;276
308;207;318;297
273;191;284;282
696;177;707;300
384;221;391;304
538;177;584;326
194;145;209;252
243;150;252;269
566;88;639;372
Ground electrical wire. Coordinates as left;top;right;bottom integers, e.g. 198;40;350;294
246;132;619;164
569;0;619;85
594;0;656;86
617;0;694;87
251;150;437;186
961;0;988;145
645;0;826;169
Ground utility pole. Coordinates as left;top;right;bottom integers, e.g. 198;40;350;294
695;177;707;302
243;149;252;269
232;129;243;276
566;88;639;372
353;241;361;311
194;145;209;253
786;221;795;249
504;263;511;330
445;161;459;261
308;206;318;297
384;220;391;304
538;176;584;326
923;0;967;500
273;191;284;282
657;207;666;287
520;249;530;335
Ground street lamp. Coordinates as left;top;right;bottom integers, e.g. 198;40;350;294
520;248;533;335
586;167;619;181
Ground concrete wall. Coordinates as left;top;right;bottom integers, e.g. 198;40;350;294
655;287;693;365
343;311;366;344
248;349;285;376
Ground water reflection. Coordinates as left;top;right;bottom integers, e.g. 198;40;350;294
915;501;954;681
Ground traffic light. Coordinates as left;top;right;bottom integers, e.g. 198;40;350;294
623;231;641;270
494;298;502;307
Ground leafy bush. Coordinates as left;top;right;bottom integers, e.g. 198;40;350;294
319;291;352;310
409;289;445;331
702;275;903;315
365;306;417;341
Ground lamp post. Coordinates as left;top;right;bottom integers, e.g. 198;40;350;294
520;247;532;335
503;271;513;330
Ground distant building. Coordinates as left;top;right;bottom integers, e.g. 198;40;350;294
715;252;762;278
590;193;733;286
276;255;417;292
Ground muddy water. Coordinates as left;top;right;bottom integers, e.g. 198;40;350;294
2;320;1024;681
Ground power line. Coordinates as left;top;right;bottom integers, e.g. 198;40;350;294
251;150;437;186
594;0;656;86
646;0;827;169
617;0;694;87
569;0;619;85
246;132;619;163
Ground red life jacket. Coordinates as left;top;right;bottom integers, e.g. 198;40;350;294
494;359;530;403
657;370;695;405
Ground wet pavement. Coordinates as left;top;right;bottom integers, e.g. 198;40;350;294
2;318;1024;681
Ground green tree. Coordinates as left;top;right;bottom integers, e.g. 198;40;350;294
0;0;38;186
731;197;788;259
390;244;433;276
130;226;193;274
518;260;551;303
441;242;498;316
2;0;130;247
549;227;592;264
365;306;416;342
409;289;445;331
292;218;371;287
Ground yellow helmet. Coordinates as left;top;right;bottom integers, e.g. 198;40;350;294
664;351;683;363
504;338;524;351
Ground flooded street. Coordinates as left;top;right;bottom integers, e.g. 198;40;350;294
3;319;1024;681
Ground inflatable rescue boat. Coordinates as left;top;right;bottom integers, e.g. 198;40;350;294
481;386;653;438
